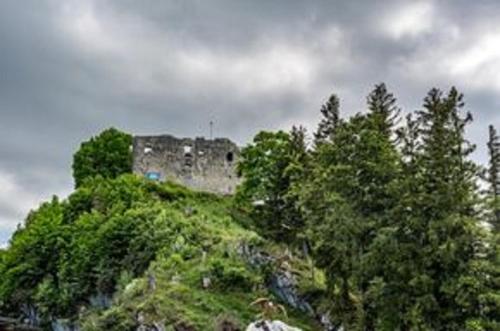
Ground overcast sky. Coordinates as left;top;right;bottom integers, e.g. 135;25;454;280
1;0;500;244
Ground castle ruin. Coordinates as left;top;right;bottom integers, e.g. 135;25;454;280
132;135;241;194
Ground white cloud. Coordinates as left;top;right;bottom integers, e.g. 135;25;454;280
394;25;500;94
173;26;350;99
381;1;435;39
449;32;500;91
59;1;125;54
175;44;317;97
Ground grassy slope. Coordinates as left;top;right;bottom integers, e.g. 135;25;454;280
79;180;321;331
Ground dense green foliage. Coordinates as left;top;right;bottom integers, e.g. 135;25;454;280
236;129;308;242
301;85;401;330
72;128;133;187
237;84;500;330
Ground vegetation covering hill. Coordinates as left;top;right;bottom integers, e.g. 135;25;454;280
1;83;500;331
0;175;321;330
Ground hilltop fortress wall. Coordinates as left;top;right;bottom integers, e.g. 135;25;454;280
132;135;241;194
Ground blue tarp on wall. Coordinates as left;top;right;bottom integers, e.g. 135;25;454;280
145;172;160;181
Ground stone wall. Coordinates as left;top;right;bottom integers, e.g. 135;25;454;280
133;135;241;194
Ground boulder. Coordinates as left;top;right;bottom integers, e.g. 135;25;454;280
245;320;302;331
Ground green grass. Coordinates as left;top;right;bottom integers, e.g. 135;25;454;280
79;180;320;330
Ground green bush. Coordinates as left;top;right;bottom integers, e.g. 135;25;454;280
209;258;258;291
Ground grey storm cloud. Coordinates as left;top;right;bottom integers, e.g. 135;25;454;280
1;0;500;243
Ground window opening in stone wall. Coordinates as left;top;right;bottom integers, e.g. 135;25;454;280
183;145;193;167
185;153;193;167
226;151;234;163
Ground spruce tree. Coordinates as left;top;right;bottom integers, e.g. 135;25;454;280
314;94;340;145
367;83;400;140
398;87;487;329
303;88;401;329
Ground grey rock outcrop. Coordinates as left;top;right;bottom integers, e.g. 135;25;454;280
238;243;313;312
245;320;302;331
238;242;337;331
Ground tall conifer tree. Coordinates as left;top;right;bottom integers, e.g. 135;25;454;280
314;94;340;145
367;83;400;140
304;85;402;330
399;87;486;329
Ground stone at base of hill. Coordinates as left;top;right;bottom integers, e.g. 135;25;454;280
245;320;302;331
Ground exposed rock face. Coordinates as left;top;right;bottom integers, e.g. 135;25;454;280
133;135;241;194
268;270;314;315
238;244;313;314
245;320;302;331
238;243;337;331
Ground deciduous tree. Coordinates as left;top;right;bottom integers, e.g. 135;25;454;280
72;128;132;187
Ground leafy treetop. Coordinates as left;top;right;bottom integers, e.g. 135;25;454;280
72;128;132;188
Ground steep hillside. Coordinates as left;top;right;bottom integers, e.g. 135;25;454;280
0;175;322;330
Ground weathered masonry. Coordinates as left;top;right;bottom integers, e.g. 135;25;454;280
132;135;241;194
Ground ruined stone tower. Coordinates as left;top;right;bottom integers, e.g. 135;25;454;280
132;135;241;194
